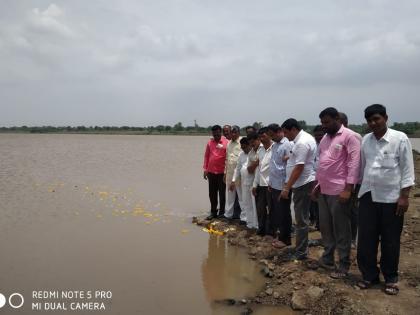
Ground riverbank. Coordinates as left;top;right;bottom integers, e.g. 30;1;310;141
193;154;420;314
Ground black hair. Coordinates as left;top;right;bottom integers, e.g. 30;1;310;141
247;132;259;141
364;104;387;119
257;127;269;135
211;125;222;132
319;107;339;119
281;119;301;131
313;125;324;133
240;137;249;145
338;112;348;125
245;125;256;131
267;123;281;132
231;125;240;133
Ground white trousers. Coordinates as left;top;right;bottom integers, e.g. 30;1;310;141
224;185;242;218
240;184;258;229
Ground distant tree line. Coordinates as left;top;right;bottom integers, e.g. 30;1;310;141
1;121;420;137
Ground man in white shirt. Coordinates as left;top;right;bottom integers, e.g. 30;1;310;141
224;125;242;219
252;127;274;236
230;137;258;228
247;132;262;230
357;104;415;295
280;119;317;260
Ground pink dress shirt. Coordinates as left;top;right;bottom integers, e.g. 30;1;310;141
203;137;229;174
316;125;361;195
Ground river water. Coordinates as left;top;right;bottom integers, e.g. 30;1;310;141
0;134;295;315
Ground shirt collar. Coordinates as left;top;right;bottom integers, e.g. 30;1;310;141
328;124;344;138
212;137;223;144
381;128;391;142
294;130;303;142
264;141;273;152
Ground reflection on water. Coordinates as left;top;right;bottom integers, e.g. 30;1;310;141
202;235;265;301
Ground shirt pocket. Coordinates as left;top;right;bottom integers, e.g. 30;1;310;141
328;143;344;159
381;153;398;169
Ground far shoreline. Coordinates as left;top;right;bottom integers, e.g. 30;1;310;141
1;131;420;138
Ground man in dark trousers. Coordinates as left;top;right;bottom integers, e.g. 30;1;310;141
357;104;415;295
203;125;229;220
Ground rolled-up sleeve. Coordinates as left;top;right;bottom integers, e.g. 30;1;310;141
293;143;308;165
399;137;415;189
345;134;361;184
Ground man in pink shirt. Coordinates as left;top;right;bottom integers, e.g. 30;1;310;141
203;125;229;220
312;107;361;279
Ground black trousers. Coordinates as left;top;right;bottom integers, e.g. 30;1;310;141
357;192;404;284
270;188;292;244
207;173;226;215
256;186;272;235
350;185;361;242
232;193;242;219
309;200;319;229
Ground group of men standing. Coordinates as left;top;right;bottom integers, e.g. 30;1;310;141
202;104;415;295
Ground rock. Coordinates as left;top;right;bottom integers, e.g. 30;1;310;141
250;247;259;255
239;299;248;304
238;238;248;247
214;298;236;305
265;288;273;296
261;267;274;278
240;307;253;315
263;235;274;242
238;230;248;238
273;292;280;299
267;263;276;270
306;286;324;300
192;216;198;224
291;290;307;310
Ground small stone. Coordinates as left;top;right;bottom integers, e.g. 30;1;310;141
265;288;273;296
306;286;324;300
192;216;198;224
291;290;307;310
273;292;280;299
241;307;254;315
261;266;274;278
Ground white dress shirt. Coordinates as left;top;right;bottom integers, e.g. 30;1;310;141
358;128;415;203
253;142;273;188
285;130;316;188
233;151;255;186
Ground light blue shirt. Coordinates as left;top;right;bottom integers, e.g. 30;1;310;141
269;137;292;190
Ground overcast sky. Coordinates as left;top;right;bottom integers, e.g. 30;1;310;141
1;0;419;127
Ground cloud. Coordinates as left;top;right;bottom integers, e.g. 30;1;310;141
0;0;420;126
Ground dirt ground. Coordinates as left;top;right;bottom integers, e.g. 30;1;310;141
193;153;420;314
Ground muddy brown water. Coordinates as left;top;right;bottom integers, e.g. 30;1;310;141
0;134;296;315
